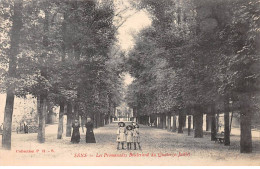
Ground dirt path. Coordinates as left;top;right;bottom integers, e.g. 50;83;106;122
0;122;259;165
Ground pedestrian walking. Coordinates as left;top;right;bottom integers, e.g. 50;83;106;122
126;125;133;150
23;122;28;134
117;122;126;150
85;118;96;143
71;119;80;143
133;123;141;150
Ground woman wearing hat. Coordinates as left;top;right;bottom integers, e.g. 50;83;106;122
117;122;126;150
24;122;28;134
85;118;96;143
133;124;141;150
126;125;134;150
71;119;80;143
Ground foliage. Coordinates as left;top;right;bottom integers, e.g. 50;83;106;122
126;0;260;117
0;0;124;118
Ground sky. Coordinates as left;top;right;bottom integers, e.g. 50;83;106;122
115;0;152;86
117;10;151;51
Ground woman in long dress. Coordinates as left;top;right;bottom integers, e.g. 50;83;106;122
23;122;28;134
85;118;96;143
71;120;80;143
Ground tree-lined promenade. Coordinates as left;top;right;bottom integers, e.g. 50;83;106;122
0;0;259;157
126;0;260;154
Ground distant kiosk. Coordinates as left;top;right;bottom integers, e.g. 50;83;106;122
114;105;133;122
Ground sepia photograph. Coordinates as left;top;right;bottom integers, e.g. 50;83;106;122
0;0;259;166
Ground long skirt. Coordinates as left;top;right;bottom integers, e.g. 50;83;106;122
86;131;96;143
71;128;80;143
24;126;28;134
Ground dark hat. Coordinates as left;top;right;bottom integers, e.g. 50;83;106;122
133;124;139;128
118;122;125;127
126;125;133;130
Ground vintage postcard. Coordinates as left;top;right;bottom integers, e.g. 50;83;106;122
0;0;260;166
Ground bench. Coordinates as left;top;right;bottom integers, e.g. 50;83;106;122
215;137;224;143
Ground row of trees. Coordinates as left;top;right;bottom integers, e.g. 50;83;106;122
0;0;124;149
126;0;260;153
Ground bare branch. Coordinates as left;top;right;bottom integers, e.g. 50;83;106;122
115;7;130;16
115;10;140;30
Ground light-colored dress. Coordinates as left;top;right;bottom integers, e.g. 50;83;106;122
126;130;133;143
133;128;140;143
117;127;126;142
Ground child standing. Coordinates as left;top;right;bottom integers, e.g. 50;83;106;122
117;122;126;150
126;125;133;150
133;123;141;150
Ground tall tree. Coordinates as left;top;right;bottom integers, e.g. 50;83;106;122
2;0;23;150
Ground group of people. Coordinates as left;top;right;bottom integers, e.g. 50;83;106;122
70;118;96;144
70;118;142;150
117;122;141;150
15;122;28;134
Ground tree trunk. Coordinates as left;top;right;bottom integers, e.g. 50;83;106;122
95;112;99;128
172;114;177;132
224;98;230;146
37;8;50;143
97;112;101;127
57;11;67;139
167;113;171;131
2;0;23;150
211;104;217;141
216;112;220;132
37;95;47;143
183;114;186;128
66;103;72;137
240;111;252;153
193;115;195;129
224;111;230;145
153;115;156;127
57;102;65;139
240;94;252;153
106;111;109;125
2;91;15;150
162;113;166;129
188;115;191;136
178;112;184;133
194;112;203;138
100;113;103;127
211;114;217;141
159;113;163;128
206;114;211;131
